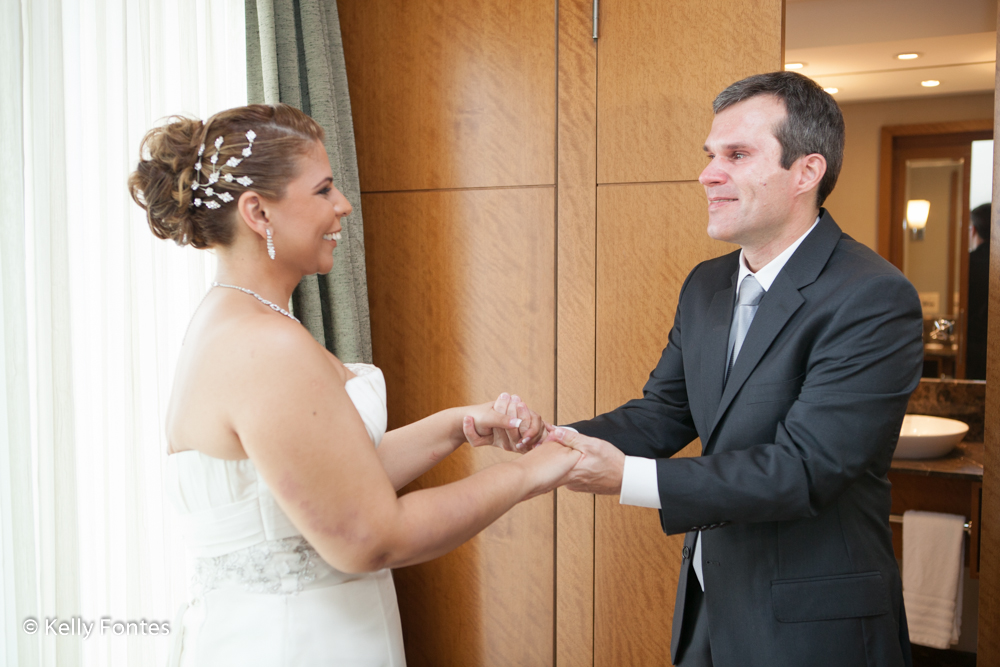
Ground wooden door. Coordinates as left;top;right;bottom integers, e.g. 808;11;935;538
590;2;782;664
339;1;558;665
364;188;556;666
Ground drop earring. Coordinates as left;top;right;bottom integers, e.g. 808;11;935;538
266;228;275;260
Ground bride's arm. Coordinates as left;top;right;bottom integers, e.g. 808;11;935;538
229;321;579;574
377;395;545;491
375;409;478;491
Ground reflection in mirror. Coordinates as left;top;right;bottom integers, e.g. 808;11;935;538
904;157;964;378
903;158;963;314
966;140;993;379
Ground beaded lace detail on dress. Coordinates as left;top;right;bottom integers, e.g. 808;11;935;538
192;536;320;596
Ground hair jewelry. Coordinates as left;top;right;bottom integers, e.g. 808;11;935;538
191;130;256;209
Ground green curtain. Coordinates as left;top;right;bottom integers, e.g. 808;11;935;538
245;0;373;363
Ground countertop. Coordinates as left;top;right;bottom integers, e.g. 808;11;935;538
889;441;984;480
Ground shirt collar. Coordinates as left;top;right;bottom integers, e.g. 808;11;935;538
736;216;821;295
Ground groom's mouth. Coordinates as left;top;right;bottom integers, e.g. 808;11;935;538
708;197;738;210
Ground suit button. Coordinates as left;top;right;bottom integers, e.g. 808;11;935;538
682;546;691;559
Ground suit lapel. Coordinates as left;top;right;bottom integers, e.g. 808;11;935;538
698;279;736;436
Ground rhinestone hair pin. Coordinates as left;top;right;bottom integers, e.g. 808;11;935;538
191;129;257;209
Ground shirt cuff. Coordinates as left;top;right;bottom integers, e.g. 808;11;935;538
619;456;662;509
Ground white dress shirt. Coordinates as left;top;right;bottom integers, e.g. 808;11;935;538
619;216;820;590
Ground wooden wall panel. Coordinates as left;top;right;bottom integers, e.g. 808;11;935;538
364;187;556;667
596;0;784;185
594;182;735;666
596;183;734;405
977;2;1000;658
338;0;556;193
555;1;598;665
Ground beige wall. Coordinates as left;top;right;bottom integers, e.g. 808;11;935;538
825;92;995;250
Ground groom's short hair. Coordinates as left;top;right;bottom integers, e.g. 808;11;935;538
713;71;845;206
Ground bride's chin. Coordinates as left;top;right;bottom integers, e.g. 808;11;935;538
316;257;335;275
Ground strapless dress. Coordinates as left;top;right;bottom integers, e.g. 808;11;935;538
165;363;405;666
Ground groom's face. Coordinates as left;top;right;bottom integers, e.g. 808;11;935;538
699;95;799;249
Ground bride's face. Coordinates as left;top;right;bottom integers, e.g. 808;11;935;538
268;142;352;276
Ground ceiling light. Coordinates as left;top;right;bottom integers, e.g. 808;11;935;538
823;87;839;94
896;53;921;60
785;62;806;70
921;80;940;87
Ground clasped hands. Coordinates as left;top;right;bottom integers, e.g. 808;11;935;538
462;393;625;495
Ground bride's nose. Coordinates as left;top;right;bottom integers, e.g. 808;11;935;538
334;188;353;217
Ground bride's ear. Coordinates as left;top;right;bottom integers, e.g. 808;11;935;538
237;190;270;239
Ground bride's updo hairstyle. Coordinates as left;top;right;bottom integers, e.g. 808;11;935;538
128;103;325;248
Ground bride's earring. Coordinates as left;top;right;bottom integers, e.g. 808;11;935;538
266;228;275;260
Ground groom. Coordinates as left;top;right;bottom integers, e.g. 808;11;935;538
548;72;923;666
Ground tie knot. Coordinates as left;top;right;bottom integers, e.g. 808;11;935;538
738;275;764;307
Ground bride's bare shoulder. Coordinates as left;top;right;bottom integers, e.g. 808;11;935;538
224;314;353;387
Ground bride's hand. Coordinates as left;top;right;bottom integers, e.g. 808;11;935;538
461;393;548;452
493;392;549;451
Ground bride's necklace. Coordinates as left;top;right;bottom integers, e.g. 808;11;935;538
212;282;300;323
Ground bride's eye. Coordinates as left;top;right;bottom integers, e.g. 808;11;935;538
318;187;331;196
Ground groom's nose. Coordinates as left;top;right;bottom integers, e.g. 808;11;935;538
699;159;728;187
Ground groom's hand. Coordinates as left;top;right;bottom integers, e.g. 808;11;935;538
545;428;625;495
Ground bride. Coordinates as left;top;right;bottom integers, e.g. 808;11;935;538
128;103;579;666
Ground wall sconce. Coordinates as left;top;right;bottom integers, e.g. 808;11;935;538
906;199;930;240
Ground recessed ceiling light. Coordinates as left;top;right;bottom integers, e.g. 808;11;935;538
785;62;806;70
896;53;921;60
824;87;839;94
921;80;940;87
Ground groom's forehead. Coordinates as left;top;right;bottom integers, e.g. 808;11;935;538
705;105;785;150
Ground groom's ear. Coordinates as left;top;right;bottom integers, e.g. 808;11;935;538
794;153;827;201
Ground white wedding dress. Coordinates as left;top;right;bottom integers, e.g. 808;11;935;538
165;363;406;666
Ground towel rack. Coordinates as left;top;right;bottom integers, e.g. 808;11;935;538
888;513;971;535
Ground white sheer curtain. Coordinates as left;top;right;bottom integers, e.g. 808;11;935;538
2;1;246;665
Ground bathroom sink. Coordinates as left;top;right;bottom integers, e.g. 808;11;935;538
893;415;969;459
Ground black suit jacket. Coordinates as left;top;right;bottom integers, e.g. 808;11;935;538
572;212;923;667
966;242;989;380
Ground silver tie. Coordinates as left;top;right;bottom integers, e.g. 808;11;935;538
726;275;765;382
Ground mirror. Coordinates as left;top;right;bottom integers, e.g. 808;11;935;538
904;157;965;377
884;128;993;379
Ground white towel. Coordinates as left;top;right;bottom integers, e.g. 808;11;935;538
902;510;966;649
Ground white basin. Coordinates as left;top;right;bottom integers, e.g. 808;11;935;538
893;414;968;459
